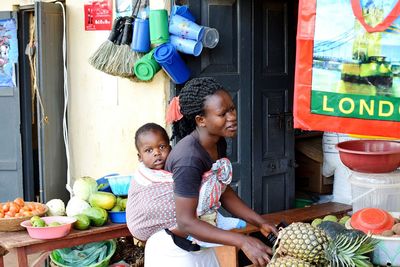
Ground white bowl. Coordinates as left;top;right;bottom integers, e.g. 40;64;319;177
345;212;400;266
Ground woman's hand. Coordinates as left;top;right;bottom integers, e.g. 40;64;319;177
259;221;278;239
239;235;273;266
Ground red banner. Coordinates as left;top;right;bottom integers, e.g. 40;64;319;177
294;0;400;138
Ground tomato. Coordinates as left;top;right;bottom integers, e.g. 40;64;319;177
14;197;25;207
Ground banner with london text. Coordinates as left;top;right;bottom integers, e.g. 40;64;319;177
294;0;400;137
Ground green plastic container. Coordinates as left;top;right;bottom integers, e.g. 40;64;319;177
295;198;313;208
50;239;116;267
134;49;161;81
149;9;169;44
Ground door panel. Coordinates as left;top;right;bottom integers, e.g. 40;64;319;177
184;0;252;205
186;0;295;212
0;12;23;202
253;0;295;213
36;2;69;203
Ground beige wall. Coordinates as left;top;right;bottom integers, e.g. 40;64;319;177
1;1;170;184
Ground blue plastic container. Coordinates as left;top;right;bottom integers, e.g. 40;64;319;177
108;211;126;224
97;173;119;193
154;43;191;84
171;5;196;22
106;175;132;196
170;35;203;56
169;14;204;41
131;18;151;53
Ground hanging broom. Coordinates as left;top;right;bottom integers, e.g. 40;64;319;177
88;16;125;72
106;16;138;77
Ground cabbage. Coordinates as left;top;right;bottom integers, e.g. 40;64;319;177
73;176;98;201
66;196;91;217
46;199;66;216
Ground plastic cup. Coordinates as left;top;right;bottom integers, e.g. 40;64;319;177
169;14;204;41
131;18;151;53
170;35;203;56
154;43;191;84
202;27;219;49
134;49;161;81
149;9;169;44
171;5;196;22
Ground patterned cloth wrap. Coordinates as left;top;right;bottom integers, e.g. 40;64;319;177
126;158;233;241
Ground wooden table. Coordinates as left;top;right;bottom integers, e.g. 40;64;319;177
0;223;131;267
0;202;351;267
214;202;352;267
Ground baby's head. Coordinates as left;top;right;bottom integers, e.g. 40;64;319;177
135;123;171;170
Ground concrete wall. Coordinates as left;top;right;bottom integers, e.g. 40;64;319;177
1;0;169;183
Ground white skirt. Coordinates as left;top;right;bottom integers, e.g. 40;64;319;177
144;230;220;267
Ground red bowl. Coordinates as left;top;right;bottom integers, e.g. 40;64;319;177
336;140;400;173
350;208;394;234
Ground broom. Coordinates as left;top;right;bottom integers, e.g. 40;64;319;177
88;16;125;72
107;16;138;77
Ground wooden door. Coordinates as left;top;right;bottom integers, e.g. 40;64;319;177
183;0;296;212
186;0;253;205
252;0;296;213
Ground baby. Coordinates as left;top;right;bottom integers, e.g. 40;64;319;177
126;123;246;247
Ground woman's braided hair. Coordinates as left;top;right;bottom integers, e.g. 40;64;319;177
172;77;224;140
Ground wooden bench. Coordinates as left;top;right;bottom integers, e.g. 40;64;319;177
0;202;351;267
214;202;352;267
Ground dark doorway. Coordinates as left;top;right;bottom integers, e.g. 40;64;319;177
180;0;297;213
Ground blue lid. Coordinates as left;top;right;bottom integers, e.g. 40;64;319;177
154;43;175;64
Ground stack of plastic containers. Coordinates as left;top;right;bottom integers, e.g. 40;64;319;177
132;2;221;84
349;171;400;212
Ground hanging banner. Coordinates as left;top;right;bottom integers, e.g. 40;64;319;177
293;0;400;138
84;0;113;31
0;18;17;88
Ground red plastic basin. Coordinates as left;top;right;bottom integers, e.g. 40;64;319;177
336;140;400;173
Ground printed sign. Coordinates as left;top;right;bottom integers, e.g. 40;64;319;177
0;18;17;88
84;0;113;31
294;0;400;138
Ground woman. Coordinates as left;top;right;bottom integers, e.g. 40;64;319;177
144;77;277;266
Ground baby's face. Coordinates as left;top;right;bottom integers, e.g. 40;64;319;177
137;130;171;170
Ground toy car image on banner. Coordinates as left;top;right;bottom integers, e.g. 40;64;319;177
294;0;400;138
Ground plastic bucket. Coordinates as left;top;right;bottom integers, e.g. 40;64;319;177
349;171;400;212
154;43;190;84
171;5;196;22
170;35;203;56
149;9;169;44
134;49;161;81
131;18;150;53
169;14;204;41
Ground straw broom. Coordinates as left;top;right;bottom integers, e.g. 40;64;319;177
107;16;138;77
88;16;125;72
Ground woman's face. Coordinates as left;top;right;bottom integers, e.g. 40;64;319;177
201;90;238;138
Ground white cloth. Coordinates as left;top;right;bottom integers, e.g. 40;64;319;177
144;230;220;267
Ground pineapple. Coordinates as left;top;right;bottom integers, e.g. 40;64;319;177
273;222;328;265
273;222;376;267
268;256;315;266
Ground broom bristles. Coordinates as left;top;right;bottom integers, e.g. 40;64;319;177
88;40;116;72
106;44;138;77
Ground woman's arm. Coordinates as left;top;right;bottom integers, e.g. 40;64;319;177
175;195;273;266
220;186;278;236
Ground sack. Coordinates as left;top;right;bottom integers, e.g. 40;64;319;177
294;0;400;138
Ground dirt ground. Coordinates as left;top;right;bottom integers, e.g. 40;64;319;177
4;251;43;267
